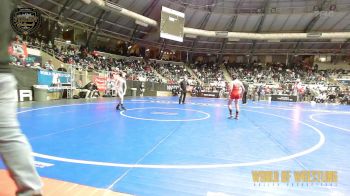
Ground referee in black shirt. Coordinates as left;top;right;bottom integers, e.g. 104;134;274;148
242;81;249;104
179;76;189;104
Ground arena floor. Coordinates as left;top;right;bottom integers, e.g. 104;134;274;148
1;97;349;196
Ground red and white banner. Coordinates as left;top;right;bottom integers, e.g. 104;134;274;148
93;76;107;91
8;42;28;58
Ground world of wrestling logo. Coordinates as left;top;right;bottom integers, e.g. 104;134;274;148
10;8;42;35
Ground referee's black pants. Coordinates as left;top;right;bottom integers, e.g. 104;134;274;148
242;92;248;104
179;91;186;104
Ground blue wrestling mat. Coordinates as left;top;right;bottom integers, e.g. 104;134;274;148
1;97;350;196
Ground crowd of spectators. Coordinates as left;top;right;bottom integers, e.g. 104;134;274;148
225;62;350;104
152;63;194;84
190;62;224;84
10;37;163;83
8;36;350;104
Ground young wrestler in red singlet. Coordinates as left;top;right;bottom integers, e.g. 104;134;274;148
228;74;245;119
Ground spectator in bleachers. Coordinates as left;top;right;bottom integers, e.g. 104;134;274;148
140;82;145;97
57;64;67;72
44;59;54;70
83;81;99;98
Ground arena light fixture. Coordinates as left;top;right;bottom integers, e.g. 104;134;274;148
184;27;350;40
91;0;157;27
307;32;322;38
331;38;346;42
57;20;65;27
215;31;228;37
228;37;240;42
80;0;92;4
267;39;280;42
105;1;122;12
91;0;104;7
135;20;148;27
185;34;197;38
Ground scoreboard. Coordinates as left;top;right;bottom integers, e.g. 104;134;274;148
160;6;185;42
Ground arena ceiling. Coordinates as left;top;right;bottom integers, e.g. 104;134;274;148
22;0;350;55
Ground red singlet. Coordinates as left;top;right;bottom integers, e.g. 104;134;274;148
229;79;243;100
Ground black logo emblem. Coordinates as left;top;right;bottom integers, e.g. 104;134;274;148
10;8;42;35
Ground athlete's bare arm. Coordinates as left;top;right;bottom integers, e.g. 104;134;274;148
123;80;127;95
240;81;245;92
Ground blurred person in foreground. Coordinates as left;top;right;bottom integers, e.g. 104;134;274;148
0;0;43;195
